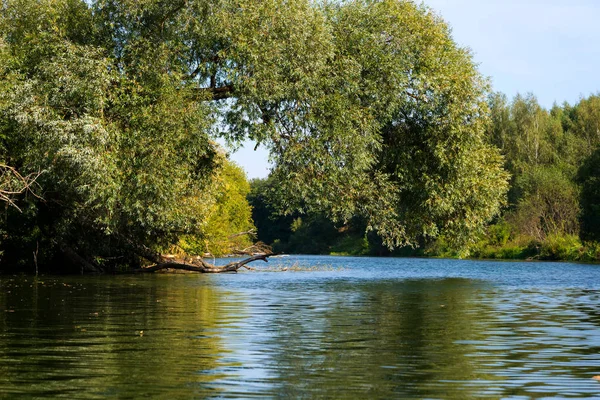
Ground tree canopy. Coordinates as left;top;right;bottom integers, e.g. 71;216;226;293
0;0;509;272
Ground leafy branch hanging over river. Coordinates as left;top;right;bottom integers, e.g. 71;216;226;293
1;0;511;273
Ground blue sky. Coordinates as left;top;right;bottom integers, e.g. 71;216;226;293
228;0;600;179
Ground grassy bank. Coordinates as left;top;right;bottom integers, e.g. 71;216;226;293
295;229;600;263
427;231;600;263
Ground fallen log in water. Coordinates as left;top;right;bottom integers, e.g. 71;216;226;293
134;253;273;274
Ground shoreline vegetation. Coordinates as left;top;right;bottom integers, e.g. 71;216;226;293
247;90;600;265
251;235;600;264
1;0;599;274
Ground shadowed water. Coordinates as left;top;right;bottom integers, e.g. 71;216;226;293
1;256;600;398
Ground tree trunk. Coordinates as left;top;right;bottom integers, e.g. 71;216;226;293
133;253;273;274
60;244;104;274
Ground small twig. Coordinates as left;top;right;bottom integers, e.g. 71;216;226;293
33;241;39;276
0;164;44;212
228;229;257;239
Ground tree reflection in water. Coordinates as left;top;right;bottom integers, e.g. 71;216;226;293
0;275;244;398
1;271;600;398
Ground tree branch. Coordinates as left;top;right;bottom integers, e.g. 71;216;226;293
228;229;257;239
60;243;103;274
0;164;44;212
193;84;234;101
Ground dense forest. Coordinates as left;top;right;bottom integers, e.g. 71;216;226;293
250;93;600;262
0;0;597;274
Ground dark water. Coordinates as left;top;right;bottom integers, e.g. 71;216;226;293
1;256;600;399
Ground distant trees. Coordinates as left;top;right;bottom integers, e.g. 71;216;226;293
486;93;583;241
180;161;256;257
569;95;600;152
578;148;600;242
509;166;580;241
471;91;600;260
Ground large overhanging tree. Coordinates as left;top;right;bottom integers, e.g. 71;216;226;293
0;0;508;273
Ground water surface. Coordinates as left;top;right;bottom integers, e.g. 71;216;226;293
1;256;600;398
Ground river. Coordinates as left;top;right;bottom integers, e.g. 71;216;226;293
1;256;600;398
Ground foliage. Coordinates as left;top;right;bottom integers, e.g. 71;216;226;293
254;90;600;262
538;234;584;261
242;0;513;255
243;0;508;251
329;235;371;257
567;94;600;152
247;178;295;248
9;0;599;271
463;102;600;262
508;166;579;241
250;177;378;255
180;161;255;257
475;91;600;261
0;0;220;272
467;231;597;263
577;147;600;241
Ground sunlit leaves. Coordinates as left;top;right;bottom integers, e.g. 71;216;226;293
0;0;221;269
1;0;513;270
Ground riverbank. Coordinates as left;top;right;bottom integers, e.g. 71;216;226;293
431;234;600;263
292;232;600;263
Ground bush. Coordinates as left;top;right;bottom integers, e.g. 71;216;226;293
582;242;600;262
538;234;583;261
330;235;371;256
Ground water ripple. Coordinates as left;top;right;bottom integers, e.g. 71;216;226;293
1;257;600;398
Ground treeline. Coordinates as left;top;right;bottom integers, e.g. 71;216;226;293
250;93;600;262
5;0;593;273
2;0;516;273
470;93;600;261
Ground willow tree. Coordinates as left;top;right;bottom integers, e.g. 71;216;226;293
0;0;222;272
253;0;509;249
0;0;508;273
